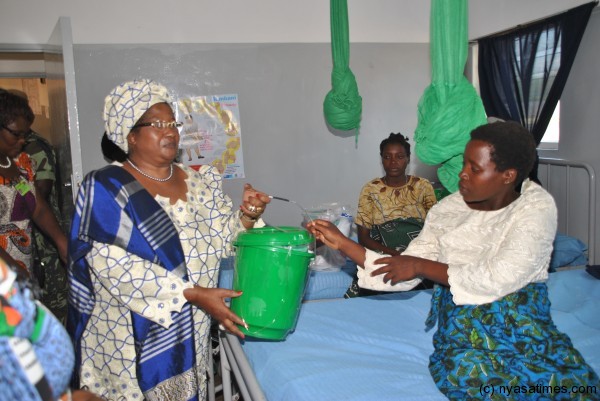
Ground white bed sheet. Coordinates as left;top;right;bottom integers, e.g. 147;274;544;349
236;269;600;401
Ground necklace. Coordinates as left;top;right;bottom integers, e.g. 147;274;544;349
383;174;408;187
127;159;173;182
0;157;11;169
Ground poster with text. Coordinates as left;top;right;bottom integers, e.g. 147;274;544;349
176;94;244;179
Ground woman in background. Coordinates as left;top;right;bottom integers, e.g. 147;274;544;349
68;79;270;401
0;89;67;288
347;132;436;296
308;121;599;399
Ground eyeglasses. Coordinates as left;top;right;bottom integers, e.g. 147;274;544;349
2;125;32;140
131;121;183;130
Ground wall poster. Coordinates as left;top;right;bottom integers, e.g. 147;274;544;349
176;94;244;179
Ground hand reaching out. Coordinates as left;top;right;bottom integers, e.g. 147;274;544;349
306;219;367;267
305;219;346;250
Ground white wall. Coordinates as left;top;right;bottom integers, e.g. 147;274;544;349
2;0;598;260
539;9;600;264
72;43;434;226
0;0;591;45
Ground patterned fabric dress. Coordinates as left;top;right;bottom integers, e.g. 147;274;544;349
348;175;436;296
69;163;246;401
426;284;600;400
24;133;68;324
0;257;74;401
400;180;600;399
0;152;37;274
355;175;437;230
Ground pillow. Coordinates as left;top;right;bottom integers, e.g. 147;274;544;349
550;233;588;271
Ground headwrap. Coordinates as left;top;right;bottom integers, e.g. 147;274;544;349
103;79;172;153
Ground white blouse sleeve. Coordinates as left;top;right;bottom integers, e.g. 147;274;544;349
357;249;422;291
85;241;194;329
447;192;557;305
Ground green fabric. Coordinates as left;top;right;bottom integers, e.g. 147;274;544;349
30;304;46;342
324;0;362;135
369;217;424;253
414;0;487;193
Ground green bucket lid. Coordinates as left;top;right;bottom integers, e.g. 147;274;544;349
233;226;313;247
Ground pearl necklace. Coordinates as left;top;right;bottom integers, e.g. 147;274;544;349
0;157;11;169
127;159;173;182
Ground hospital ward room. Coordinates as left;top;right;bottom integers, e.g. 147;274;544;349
2;0;600;400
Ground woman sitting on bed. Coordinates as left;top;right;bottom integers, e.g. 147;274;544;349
355;132;436;257
346;133;436;297
307;121;599;399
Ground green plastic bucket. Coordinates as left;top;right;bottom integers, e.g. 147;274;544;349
230;226;314;340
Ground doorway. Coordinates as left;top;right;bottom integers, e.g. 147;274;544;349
1;17;83;229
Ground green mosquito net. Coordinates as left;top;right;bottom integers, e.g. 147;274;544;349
414;0;487;193
324;0;362;137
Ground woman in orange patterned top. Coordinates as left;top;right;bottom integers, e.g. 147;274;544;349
0;89;67;286
347;133;436;297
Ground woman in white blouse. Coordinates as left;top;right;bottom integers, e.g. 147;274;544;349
308;121;599;400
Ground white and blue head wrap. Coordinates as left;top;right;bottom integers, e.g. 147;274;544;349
103;79;172;153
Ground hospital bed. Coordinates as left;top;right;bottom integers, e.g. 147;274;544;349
218;268;600;401
215;158;598;400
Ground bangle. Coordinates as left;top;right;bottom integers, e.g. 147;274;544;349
240;213;258;222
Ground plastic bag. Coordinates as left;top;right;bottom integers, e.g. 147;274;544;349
303;203;354;272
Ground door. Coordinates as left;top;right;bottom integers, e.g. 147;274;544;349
44;17;83;226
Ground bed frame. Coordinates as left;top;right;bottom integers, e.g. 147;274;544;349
538;158;596;265
217;330;267;401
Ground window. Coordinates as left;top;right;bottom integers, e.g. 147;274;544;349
539;101;560;149
469;30;562;151
518;27;560;150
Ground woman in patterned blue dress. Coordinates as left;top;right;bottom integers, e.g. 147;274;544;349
308;121;599;400
68;80;270;401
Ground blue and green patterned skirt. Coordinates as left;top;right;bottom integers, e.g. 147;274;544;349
426;283;599;400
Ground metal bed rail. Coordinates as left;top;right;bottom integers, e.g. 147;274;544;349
539;157;596;265
219;330;267;401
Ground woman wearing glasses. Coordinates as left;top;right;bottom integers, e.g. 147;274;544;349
68;79;270;401
0;89;67;286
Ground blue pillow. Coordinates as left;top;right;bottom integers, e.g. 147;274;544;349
550;233;588;271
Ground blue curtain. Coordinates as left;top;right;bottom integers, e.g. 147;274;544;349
478;2;595;182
